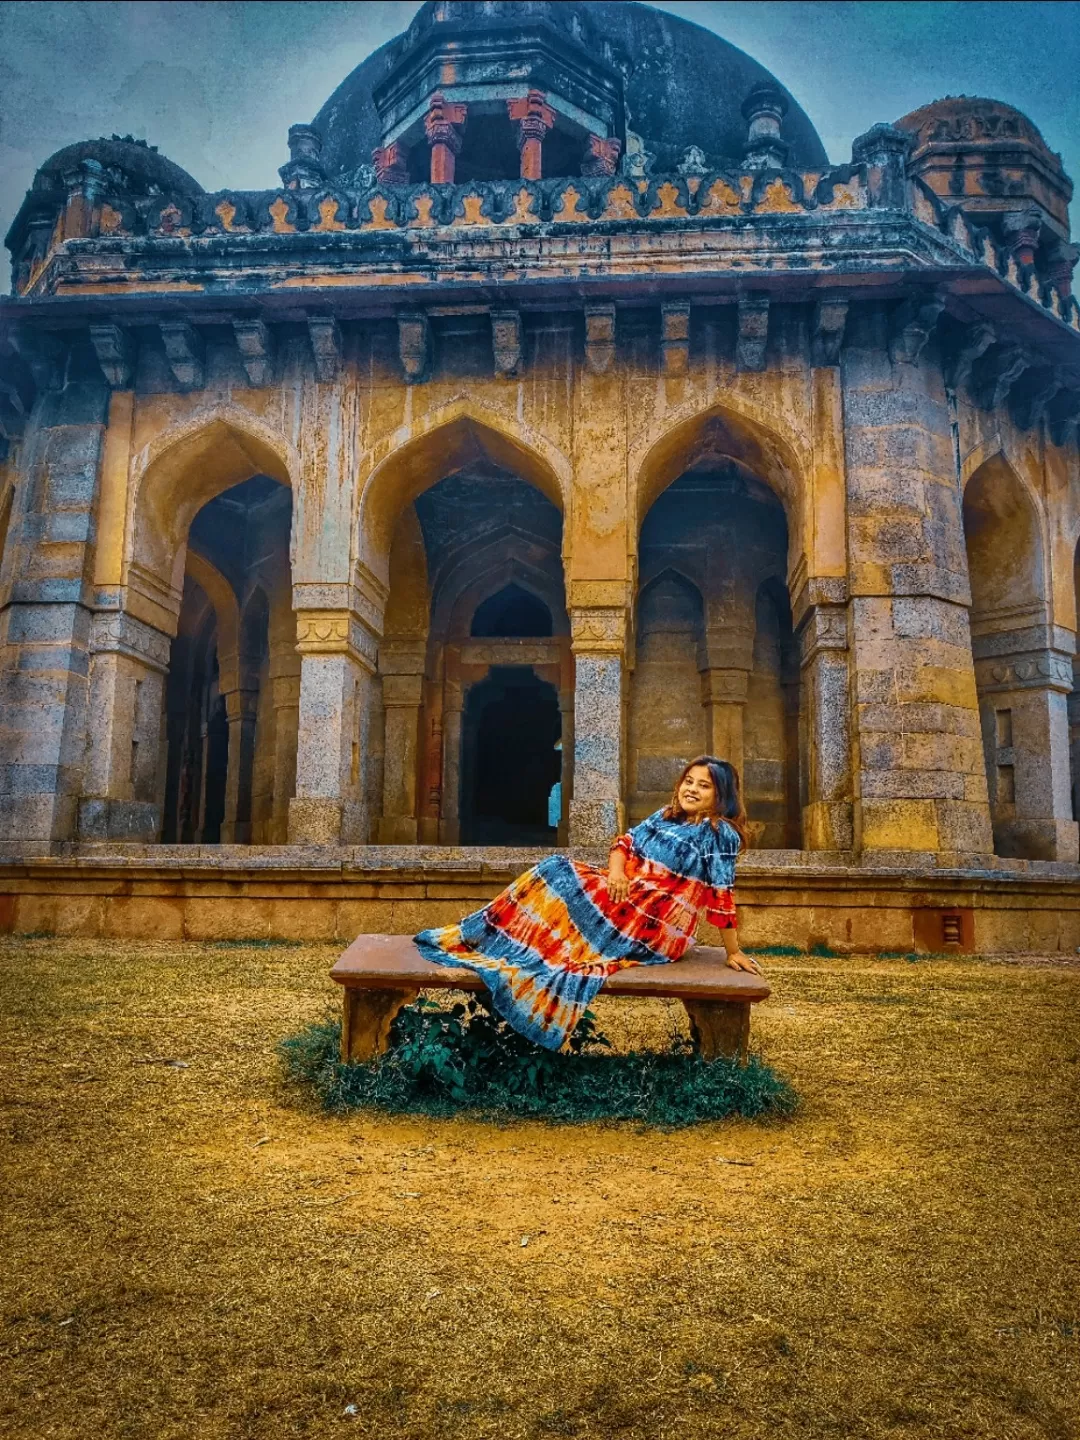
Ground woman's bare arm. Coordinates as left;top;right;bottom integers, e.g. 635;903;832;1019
722;923;762;974
607;845;629;903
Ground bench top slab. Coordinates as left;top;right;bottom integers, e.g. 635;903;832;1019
331;933;770;1003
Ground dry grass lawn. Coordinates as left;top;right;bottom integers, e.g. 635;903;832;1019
1;935;1078;1440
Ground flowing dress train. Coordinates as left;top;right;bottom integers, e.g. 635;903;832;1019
414;810;740;1050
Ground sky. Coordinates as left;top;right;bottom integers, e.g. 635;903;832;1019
0;0;1078;289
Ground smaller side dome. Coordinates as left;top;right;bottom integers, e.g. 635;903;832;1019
5;136;204;293
895;96;1072;239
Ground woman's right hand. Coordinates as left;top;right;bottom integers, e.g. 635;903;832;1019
607;864;629;904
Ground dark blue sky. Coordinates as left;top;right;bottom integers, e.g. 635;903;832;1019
1;1;1077;287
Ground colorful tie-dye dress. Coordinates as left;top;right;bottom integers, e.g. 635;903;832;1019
414;810;740;1050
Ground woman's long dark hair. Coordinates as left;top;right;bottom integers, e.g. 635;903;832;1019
663;755;750;846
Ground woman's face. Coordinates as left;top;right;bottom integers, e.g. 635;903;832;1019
678;764;716;819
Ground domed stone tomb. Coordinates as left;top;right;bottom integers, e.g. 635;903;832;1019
1;0;1080;954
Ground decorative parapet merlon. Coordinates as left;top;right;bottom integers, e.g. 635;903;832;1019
15;163;1080;333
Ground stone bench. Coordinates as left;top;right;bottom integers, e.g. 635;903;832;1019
330;934;771;1064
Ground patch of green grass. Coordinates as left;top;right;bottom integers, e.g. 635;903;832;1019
279;998;798;1128
745;944;802;958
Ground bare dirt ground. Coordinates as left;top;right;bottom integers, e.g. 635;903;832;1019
1;936;1078;1440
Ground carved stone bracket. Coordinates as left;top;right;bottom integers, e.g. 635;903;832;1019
90;324;134;389
570;606;627;655
973;344;1029;411
233;319;274;387
491;309;522;378
89;610;172;673
798;602;849;667
700;666;751;705
661;302;690;377
160;321;204;390
295;608;378;672
398;310;430;383
381;672;425;708
975;648;1074;695
307;316;342;382
736;293;770;371
584;304;616;376
811;297;848;367
1048;390;1080;447
943;321;995;392
888;289;945;365
1011;370;1063;431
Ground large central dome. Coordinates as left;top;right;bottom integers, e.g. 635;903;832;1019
313;0;828;182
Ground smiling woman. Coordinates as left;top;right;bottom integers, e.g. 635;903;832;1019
414;755;760;1050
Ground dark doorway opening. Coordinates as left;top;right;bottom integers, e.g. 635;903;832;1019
461;667;561;845
471;583;553;637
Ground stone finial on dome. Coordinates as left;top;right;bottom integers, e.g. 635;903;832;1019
741;84;789;171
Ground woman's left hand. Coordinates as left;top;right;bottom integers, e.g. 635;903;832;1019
724;949;762;975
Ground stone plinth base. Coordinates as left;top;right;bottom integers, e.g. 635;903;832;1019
77;799;160;843
287;797;366;845
2;844;1080;955
992;818;1080;864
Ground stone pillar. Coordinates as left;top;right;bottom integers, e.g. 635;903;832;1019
973;640;1078;861
700;668;750;776
507;90;555;181
1070;658;1080;822
797;598;854;851
841;302;993;859
569;607;628;845
0;370;110;843
700;615;755;776
221;687;258;844
78;611;172;842
269;670;300;845
438;678;464;845
558;688;574;845
379;671;424;844
287;609;379;845
424;94;467;185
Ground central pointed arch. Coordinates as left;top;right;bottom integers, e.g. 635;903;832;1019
631;397;806;542
358;403;569;583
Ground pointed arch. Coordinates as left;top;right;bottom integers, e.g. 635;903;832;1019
128;404;297;627
963;450;1049;624
358;401;570;583
631;396;807;538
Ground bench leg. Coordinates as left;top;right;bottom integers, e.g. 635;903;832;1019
341;987;420;1063
683;999;750;1064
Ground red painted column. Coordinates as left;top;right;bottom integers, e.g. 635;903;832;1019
581;134;622;177
424;93;468;184
372;142;408;185
507;90;555;181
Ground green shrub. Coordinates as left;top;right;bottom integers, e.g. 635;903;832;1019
278;997;798;1128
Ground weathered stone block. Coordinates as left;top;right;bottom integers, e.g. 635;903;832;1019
859;798;939;851
892;597;970;644
183;898;271;941
13;892;103;937
861;768;966;800
102;896;185;941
